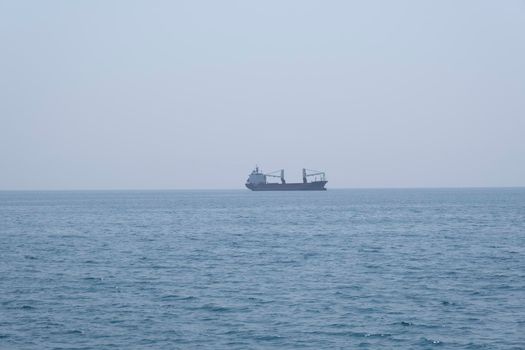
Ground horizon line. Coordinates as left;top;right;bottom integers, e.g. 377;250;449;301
1;186;524;192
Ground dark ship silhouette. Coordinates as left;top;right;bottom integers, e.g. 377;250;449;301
245;166;327;191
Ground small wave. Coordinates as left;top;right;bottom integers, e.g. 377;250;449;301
160;294;197;301
109;319;124;324
254;335;283;341
364;263;380;269
302;252;318;259
50;329;84;336
273;259;298;264
151;265;169;269
82;277;103;281
464;342;491;349
198;304;234;313
391;321;438;329
364;332;391;338
160;294;180;300
419;337;443;346
305;330;390;339
327;323;348;328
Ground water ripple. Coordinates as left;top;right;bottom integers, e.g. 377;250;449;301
1;189;524;349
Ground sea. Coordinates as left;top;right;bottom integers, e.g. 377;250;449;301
1;189;524;349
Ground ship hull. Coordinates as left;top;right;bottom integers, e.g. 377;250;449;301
246;181;327;191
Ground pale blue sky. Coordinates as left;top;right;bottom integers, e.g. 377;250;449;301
1;1;524;189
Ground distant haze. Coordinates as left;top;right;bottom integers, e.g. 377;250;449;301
1;1;524;190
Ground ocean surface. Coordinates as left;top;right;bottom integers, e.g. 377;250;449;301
1;189;524;349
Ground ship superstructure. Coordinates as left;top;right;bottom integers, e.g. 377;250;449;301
245;166;327;191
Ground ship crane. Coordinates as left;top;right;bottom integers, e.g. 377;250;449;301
264;169;286;184
302;168;326;183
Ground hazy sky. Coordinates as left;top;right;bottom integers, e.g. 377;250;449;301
1;1;524;189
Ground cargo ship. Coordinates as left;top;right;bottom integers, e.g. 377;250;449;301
245;166;327;191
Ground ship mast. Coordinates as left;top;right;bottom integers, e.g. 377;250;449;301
302;168;307;183
264;169;286;184
303;168;326;183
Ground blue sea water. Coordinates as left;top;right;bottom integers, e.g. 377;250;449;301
1;189;524;349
